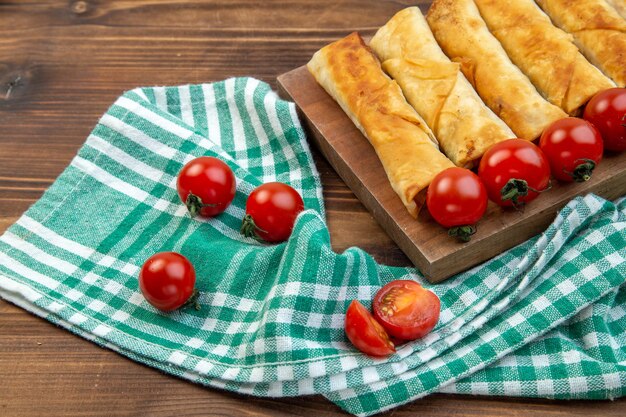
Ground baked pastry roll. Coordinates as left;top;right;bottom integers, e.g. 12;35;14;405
606;0;626;20
427;0;567;140
535;0;626;87
474;0;615;115
307;32;455;218
370;7;515;168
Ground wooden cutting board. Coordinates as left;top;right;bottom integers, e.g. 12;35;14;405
277;65;626;283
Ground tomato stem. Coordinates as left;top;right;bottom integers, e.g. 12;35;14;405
182;288;200;311
184;193;216;218
500;178;550;208
500;178;529;208
565;159;596;182
185;193;203;218
240;214;268;241
448;225;476;242
621;114;626;128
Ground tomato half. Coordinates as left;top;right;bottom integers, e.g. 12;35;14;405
177;156;236;218
426;167;488;242
478;139;551;207
539;118;603;183
345;300;395;357
583;88;626;152
372;280;440;341
139;252;197;312
241;182;304;243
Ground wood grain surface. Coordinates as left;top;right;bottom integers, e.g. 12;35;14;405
0;1;624;416
278;65;626;283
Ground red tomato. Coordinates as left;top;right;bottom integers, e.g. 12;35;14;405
345;300;395;357
372;280;440;341
539;118;603;183
177;156;236;218
426;167;488;242
139;252;197;312
241;182;304;243
583;88;626;152
478;139;551;207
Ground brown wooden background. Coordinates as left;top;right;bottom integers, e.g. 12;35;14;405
0;1;624;416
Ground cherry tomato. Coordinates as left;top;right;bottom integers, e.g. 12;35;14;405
539;118;603;183
478;139;551;207
139;252;197;312
345;300;395;357
372;280;440;341
583;88;626;152
177;156;236;218
426;167;487;242
241;182;304;243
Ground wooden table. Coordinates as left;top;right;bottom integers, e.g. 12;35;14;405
0;1;623;416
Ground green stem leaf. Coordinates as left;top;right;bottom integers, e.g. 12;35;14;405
448;225;476;243
182;288;200;311
500;178;529;207
568;159;596;182
240;214;268;242
185;193;203;218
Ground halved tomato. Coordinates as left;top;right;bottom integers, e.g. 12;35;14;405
345;300;395;357
372;280;440;341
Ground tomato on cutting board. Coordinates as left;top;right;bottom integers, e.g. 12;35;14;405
372;280;440;341
345;300;396;357
540;117;603;183
241;182;304;243
583;88;626;152
177;156;236;218
139;252;197;312
478;139;551;208
426;167;488;242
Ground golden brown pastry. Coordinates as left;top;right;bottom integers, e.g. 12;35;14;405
370;7;515;167
307;32;455;218
606;0;626;20
535;0;626;87
474;0;615;115
427;0;567;140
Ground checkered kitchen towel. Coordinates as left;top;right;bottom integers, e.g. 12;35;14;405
0;78;625;416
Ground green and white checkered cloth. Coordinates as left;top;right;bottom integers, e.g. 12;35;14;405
1;78;625;416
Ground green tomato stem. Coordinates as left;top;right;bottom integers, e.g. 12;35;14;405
240;214;268;241
448;225;476;243
500;178;551;209
182;288;200;311
185;193;203;218
500;178;529;208
184;192;217;218
568;159;596;182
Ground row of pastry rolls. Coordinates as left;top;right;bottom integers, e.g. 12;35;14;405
535;0;626;87
307;33;455;218
473;0;615;115
307;1;625;218
369;7;515;168
427;0;567;140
